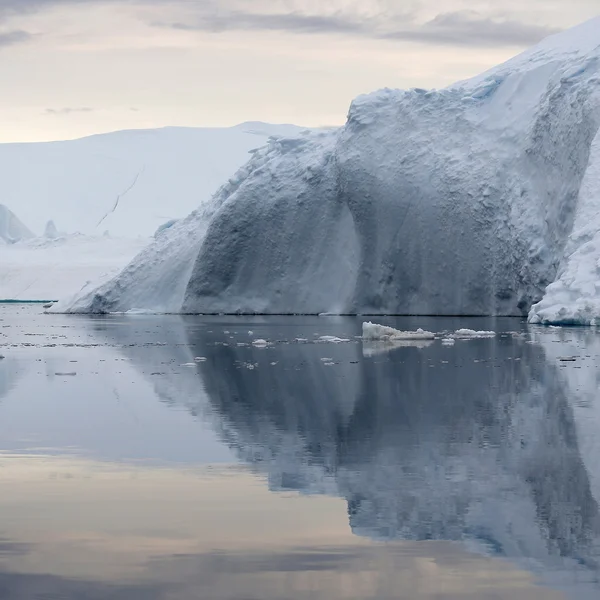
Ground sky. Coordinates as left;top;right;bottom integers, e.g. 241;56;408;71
0;0;598;142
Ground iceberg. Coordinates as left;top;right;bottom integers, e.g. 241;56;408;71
52;18;600;320
0;204;34;244
362;322;436;341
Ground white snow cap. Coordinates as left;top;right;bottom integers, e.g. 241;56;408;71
50;19;600;322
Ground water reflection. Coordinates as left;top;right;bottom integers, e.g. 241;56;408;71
3;308;600;598
179;318;600;591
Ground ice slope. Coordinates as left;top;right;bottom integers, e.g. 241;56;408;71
53;18;600;317
0;205;34;244
0;122;304;238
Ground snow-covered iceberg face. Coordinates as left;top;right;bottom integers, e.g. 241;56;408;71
53;19;600;317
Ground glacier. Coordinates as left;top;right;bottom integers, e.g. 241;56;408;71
0;122;304;239
52;18;600;321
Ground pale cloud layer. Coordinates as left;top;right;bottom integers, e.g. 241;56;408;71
0;0;598;142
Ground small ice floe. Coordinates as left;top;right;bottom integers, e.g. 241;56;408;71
450;329;496;339
318;335;351;343
362;322;435;341
194;356;207;362
295;338;308;342
252;339;269;347
55;372;76;376
180;363;196;367
320;357;333;362
322;361;336;366
248;330;254;335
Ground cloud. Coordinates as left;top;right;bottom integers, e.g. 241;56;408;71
0;30;32;47
154;6;561;48
45;107;94;115
384;11;562;47
0;1;566;49
165;11;370;36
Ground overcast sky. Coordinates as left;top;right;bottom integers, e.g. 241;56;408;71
0;0;598;142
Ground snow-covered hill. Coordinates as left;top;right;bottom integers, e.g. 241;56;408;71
52;18;600;322
0;122;304;239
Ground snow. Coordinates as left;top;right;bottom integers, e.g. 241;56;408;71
53;18;600;319
1;234;147;301
362;322;436;341
0;122;305;239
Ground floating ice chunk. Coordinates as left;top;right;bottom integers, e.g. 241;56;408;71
318;335;351;343
450;329;496;339
252;339;269;347
441;338;456;346
362;322;436;341
194;356;207;362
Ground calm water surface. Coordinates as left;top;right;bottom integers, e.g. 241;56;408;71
1;304;600;599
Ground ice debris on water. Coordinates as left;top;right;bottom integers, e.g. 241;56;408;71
252;339;269;347
450;329;496;339
318;335;351;343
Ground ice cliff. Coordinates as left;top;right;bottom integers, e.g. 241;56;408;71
52;18;600;321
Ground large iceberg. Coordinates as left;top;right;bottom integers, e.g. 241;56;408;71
52;18;600;320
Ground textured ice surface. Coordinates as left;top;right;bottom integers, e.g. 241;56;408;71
53;19;600;320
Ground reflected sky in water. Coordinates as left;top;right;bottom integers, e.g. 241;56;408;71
1;304;600;599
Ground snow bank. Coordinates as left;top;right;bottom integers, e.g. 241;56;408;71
362;322;436;341
54;18;600;318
